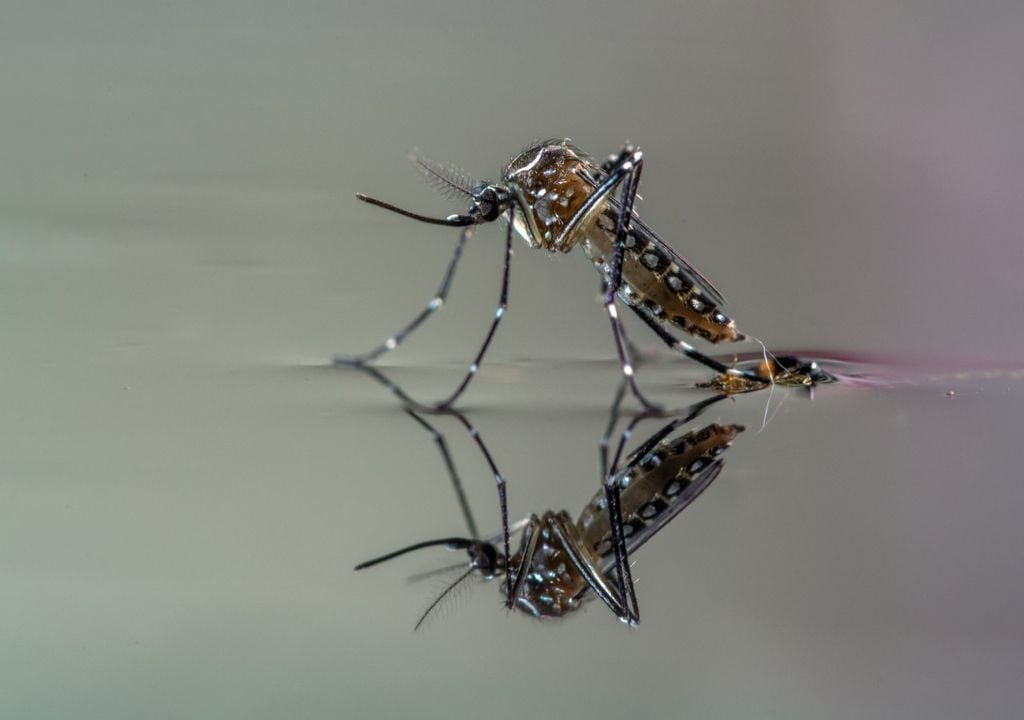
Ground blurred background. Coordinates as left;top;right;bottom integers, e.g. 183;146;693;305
2;2;1022;718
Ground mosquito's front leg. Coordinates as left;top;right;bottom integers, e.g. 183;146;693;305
432;205;513;411
336;205;512;411
334;227;470;366
452;411;514;610
347;361;515;610
404;409;480;541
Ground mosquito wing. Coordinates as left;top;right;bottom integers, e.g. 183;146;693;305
578;423;743;566
577;168;728;307
620;460;724;559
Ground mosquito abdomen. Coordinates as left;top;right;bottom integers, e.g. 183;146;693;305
583;212;744;343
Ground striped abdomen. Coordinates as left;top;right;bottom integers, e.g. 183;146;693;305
577;423;743;560
582;211;744;343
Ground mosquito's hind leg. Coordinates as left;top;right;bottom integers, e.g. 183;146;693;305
630;310;796;390
630;308;743;375
333;227;470;366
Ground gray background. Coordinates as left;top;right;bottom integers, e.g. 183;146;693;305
2;2;1023;718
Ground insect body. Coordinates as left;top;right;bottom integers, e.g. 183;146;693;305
505;140;741;344
340;138;795;410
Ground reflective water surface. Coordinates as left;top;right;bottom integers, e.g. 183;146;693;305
3;2;1024;719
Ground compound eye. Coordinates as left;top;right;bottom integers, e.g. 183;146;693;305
480;201;500;222
469;198;492;221
471;186;505;222
470;542;499;574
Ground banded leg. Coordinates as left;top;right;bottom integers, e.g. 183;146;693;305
604;151;661;412
404;409;480;540
589;146;657;623
337;206;512;410
601;390;731;624
433;206;513;410
334;228;469;365
598;378;629;483
602;142;765;385
629;307;765;383
349;361;515;609
451;411;514;609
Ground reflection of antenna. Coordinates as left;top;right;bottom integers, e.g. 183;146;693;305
415;567;475;632
349;362;745;627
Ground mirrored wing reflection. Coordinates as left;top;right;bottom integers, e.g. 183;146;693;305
348;364;754;627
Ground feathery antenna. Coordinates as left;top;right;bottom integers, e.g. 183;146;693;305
410;151;476;201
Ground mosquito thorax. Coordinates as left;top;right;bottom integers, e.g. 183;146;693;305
503;139;602;253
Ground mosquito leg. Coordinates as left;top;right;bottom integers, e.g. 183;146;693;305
432;205;514;411
596;151;665;413
601;143;636;175
348;359;513;606
404;409;480;540
628;307;764;383
451;412;514;610
602;392;731;625
552;516;634;623
594;148;662;622
334;228;470;366
602;479;639;624
348;361;431;408
598;148;762;385
598;378;629;482
614;392;730;473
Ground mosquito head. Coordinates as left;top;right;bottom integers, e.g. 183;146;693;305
468;183;511;224
466;538;505;579
356;183;510;227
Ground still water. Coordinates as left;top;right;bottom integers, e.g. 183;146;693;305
4;2;1024;718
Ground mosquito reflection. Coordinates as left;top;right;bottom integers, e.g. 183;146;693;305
351;365;744;628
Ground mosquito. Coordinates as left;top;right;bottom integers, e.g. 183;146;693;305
337;138;831;410
353;369;743;627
